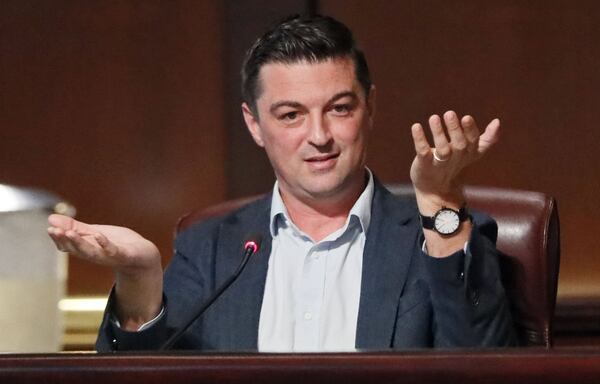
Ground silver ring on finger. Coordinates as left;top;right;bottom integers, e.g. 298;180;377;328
432;148;449;162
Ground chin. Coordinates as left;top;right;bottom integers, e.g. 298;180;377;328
302;177;353;199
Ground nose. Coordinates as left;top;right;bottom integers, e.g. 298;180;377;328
307;114;332;147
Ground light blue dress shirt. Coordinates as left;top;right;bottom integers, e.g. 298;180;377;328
258;170;374;352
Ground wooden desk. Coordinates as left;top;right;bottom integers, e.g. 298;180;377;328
2;348;600;384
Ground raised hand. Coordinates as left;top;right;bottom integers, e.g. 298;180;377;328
47;214;163;329
47;214;160;272
409;110;500;257
410;111;500;208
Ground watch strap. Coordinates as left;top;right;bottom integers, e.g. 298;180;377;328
419;205;469;230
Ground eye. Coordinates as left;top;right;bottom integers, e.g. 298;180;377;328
284;111;298;120
279;111;299;122
330;104;352;116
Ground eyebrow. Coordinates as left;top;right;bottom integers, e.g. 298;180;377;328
269;90;359;115
269;101;303;114
328;91;359;104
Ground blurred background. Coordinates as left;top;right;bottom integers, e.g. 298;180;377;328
1;0;598;350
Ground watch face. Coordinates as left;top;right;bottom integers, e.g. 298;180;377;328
434;209;460;235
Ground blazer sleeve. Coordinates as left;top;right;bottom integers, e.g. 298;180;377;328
422;212;518;347
96;288;171;351
96;225;217;352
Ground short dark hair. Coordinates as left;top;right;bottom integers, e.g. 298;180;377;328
241;14;372;117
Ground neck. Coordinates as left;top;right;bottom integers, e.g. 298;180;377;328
279;172;367;242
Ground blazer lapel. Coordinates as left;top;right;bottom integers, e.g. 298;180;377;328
209;196;272;350
356;182;420;349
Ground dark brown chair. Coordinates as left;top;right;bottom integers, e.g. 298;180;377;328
177;185;560;348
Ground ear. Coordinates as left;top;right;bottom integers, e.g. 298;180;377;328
366;85;376;128
242;102;265;147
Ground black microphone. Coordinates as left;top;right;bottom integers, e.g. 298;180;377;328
160;235;262;350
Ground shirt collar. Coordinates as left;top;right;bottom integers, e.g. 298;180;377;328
269;168;375;238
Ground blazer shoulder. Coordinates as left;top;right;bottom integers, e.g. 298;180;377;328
371;180;420;224
175;194;272;251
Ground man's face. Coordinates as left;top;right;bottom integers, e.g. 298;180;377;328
242;57;375;204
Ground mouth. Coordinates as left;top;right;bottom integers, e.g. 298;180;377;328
305;153;340;170
305;153;339;162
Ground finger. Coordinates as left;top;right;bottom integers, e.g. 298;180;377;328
50;230;81;255
443;110;467;151
48;214;74;229
64;229;104;262
429;114;451;158
411;123;431;158
48;214;96;235
478;118;501;155
94;232;119;258
47;227;70;252
48;227;75;253
461;115;481;144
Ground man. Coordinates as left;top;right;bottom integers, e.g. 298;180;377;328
47;15;516;351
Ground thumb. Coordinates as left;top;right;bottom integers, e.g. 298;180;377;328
478;118;501;156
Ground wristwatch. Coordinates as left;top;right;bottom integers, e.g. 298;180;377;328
420;206;470;236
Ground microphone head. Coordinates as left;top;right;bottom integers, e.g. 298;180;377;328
243;234;262;254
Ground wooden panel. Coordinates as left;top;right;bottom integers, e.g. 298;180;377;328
554;297;600;346
0;1;227;294
319;0;600;298
223;0;314;198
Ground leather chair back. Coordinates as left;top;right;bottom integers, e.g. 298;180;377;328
177;185;560;347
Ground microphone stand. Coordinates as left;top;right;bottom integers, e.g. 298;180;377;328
160;239;260;350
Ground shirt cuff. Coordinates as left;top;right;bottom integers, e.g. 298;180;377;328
112;306;165;332
422;239;469;255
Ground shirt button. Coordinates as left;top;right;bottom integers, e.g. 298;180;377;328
458;271;465;281
303;312;313;320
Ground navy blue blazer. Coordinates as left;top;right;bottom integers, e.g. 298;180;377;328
97;181;517;351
